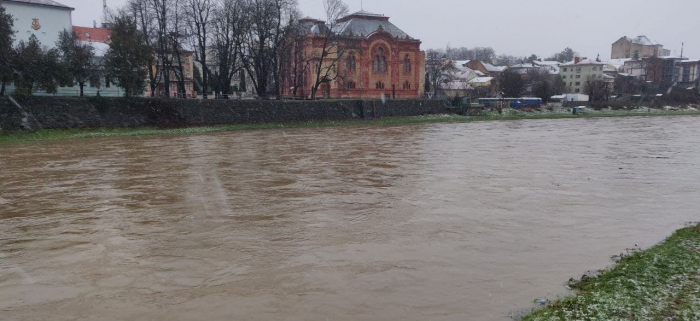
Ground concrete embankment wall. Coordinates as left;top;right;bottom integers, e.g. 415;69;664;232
0;97;447;131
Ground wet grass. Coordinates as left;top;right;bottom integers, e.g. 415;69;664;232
523;223;700;321
1;108;699;144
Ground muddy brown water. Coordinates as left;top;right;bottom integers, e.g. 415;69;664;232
1;116;700;320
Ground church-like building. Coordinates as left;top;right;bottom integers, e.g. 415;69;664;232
284;11;425;99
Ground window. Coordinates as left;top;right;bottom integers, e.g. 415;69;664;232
575;82;580;85
403;55;411;73
347;53;356;72
576;75;581;79
347;81;355;89
569;82;572;86
375;82;385;89
592;67;597;71
403;81;411;90
575;88;580;93
374;47;386;73
576;67;581;73
683;67;691;75
105;76;110;88
563;68;567;72
562;76;566;79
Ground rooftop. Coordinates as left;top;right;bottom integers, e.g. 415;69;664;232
73;26;112;44
5;0;73;10
561;59;606;66
305;11;416;40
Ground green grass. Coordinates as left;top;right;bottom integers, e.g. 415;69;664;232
1;108;699;144
523;223;700;321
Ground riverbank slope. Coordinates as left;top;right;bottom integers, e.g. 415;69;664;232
523;223;700;320
2;108;700;143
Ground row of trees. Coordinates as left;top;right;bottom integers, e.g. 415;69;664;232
114;0;317;99
437;46;579;67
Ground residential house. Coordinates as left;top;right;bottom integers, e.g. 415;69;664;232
71;26;125;97
611;35;671;59
465;60;506;78
468;77;496;89
559;58;607;93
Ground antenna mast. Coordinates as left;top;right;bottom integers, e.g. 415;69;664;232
103;0;108;23
680;42;684;59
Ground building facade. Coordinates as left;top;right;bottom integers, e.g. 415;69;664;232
676;60;700;87
145;51;196;98
560;58;607;93
611;35;671;59
2;0;73;48
283;11;425;99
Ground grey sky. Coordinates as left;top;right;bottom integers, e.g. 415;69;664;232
62;0;700;60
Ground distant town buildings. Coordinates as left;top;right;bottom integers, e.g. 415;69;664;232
611;35;671;59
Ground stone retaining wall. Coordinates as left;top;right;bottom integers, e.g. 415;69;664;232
0;97;447;131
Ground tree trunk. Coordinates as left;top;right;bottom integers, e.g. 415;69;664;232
79;82;84;97
0;81;5;97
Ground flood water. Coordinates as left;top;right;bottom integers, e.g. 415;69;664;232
1;116;700;320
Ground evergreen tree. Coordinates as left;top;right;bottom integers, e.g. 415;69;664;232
57;30;100;96
532;80;552;103
0;3;15;96
104;14;151;97
12;35;63;96
552;74;566;95
499;69;524;98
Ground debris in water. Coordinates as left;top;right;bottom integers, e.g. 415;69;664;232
537;298;548;305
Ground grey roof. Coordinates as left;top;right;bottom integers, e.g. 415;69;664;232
332;11;414;40
631;35;660;46
5;0;74;10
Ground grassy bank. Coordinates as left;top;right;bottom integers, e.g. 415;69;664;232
2;108;700;143
523;223;700;320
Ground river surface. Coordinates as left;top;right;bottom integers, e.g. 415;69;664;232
1;116;700;320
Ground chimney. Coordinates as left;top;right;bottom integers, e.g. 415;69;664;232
93;20;97;28
574;57;581;64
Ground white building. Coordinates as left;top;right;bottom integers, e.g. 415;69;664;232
2;0;73;48
559;58;607;93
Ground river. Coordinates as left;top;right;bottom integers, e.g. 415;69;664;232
1;116;699;320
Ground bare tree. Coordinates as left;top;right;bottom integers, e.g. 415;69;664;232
425;49;446;97
127;0;159;97
307;0;348;99
150;0;172;97
242;0;296;98
211;0;246;98
185;0;213;99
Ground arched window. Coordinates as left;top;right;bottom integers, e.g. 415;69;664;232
403;55;411;74
347;81;356;89
374;47;387;73
347;53;356;72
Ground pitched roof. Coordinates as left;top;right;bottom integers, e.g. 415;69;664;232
483;63;506;72
561;59;606;66
330;11;414;40
5;0;73;10
469;77;494;84
630;35;660;46
73;26;112;44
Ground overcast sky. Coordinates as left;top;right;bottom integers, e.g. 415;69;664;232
61;0;700;60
